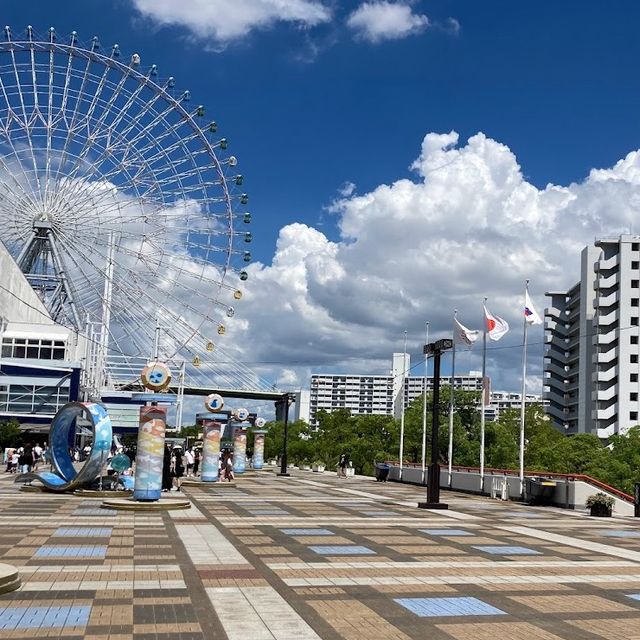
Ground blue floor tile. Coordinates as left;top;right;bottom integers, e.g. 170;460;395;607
421;529;472;536
281;528;334;536
601;530;640;538
309;545;375;555
473;545;541;555
0;606;91;630
395;597;506;617
246;509;288;515
54;528;112;537
35;545;107;558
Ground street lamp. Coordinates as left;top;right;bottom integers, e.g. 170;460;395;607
277;393;292;477
418;338;453;510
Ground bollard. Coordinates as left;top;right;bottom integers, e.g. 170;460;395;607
232;425;247;474
635;483;640;518
252;430;267;470
201;421;222;482
133;406;167;501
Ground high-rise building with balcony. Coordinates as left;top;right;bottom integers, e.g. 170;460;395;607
544;235;640;436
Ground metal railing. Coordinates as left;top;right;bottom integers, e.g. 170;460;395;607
388;461;634;503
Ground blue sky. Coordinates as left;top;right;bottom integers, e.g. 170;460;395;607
4;1;640;394
5;1;640;260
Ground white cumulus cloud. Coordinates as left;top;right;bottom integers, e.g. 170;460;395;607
347;1;430;43
130;0;332;45
228;131;640;393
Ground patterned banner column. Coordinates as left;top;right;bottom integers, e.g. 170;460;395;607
133;406;167;501
201;420;222;482
252;430;267;470
232;426;247;474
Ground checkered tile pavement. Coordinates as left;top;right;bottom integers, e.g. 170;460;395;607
2;468;640;639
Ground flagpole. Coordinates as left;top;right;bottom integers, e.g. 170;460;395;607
447;310;457;487
421;321;429;485
480;297;487;494
399;329;408;481
519;280;530;497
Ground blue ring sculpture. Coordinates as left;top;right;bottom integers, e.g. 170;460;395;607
17;402;112;492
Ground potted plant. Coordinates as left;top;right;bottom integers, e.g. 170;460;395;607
312;460;326;473
300;458;311;471
586;492;615;517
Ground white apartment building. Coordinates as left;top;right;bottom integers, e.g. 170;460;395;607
545;235;640;437
306;354;542;427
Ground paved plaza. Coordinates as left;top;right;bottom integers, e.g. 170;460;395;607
1;471;640;639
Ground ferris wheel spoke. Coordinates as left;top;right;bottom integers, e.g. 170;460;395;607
43;44;55;212
48;45;96;191
53;65;122;188
10;47;43;200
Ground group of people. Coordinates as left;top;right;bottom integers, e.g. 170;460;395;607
3;443;47;474
161;445;235;490
161;445;204;491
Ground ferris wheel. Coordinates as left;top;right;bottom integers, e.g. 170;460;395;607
0;26;251;369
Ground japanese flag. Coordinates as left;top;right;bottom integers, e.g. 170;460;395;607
483;305;509;341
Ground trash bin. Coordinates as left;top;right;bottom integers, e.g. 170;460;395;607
526;477;557;505
374;463;390;482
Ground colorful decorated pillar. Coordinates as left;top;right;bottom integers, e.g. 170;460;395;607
252;430;267;470
232;426;247;474
201;420;222;482
133;405;167;501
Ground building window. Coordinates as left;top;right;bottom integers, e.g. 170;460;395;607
631;393;639;402
632;354;639;364
632;335;639;345
633;280;640;288
632;373;639;383
634;243;640;251
3;384;69;415
633;318;640;326
0;338;66;360
634;261;640;270
631;412;638;422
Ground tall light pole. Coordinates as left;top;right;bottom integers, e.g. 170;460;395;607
398;330;408;481
421;322;429;485
278;393;291;477
419;338;452;510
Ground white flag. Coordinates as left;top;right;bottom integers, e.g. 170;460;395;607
453;317;480;345
483;305;509;341
524;290;542;325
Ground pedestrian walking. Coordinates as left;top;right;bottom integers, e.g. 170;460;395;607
185;447;195;477
193;448;200;477
337;454;347;478
171;448;185;491
162;444;172;492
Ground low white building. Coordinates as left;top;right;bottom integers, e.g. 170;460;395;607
0;241;85;428
304;354;544;427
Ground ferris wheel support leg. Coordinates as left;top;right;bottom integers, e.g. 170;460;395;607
175;361;186;431
97;233;115;393
46;230;82;330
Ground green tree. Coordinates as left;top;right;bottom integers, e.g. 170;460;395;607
262;419;311;463
0;419;21;449
312;410;398;475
